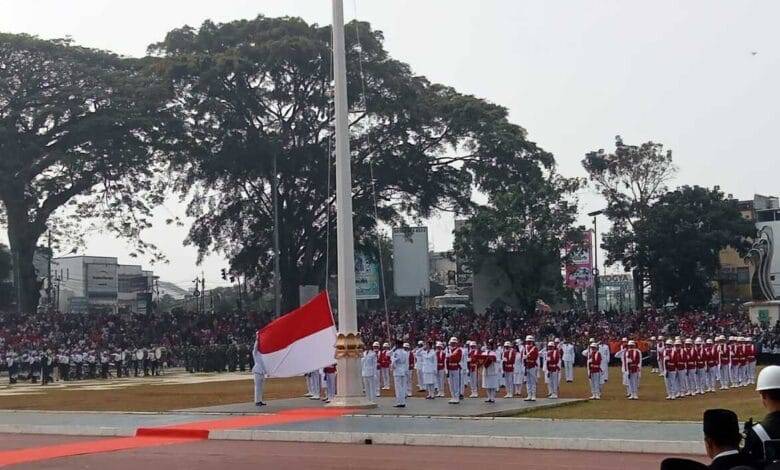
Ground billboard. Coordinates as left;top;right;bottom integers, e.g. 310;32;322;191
392;227;430;297
86;263;118;298
564;230;594;289
355;253;380;300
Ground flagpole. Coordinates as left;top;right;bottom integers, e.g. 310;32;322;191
327;0;375;408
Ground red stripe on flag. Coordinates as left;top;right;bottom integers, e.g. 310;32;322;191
259;291;334;354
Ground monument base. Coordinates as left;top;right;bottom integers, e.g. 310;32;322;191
325;395;378;409
744;300;780;326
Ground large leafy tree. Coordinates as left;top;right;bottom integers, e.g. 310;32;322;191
0;33;177;312
636;186;754;310
582;136;677;308
454;167;584;313
152;16;557;311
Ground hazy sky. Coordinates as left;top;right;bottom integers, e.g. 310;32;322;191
2;1;778;289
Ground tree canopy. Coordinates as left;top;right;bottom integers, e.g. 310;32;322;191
636;185;754;310
151;16;560;310
582;136;677;308
0;33;178;311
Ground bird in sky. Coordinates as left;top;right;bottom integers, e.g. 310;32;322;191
751;51;758;56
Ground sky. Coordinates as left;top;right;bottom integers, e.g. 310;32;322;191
2;0;778;289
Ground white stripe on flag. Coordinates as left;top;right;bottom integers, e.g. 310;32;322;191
262;326;337;378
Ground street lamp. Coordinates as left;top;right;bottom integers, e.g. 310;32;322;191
587;210;604;312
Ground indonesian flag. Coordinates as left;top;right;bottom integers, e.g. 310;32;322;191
257;291;337;378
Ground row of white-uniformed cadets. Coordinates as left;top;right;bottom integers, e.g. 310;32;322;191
302;336;576;407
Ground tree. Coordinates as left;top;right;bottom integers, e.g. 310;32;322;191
636;186;754;310
151;16;555;311
0;34;178;312
454;166;584;313
582;136;677;308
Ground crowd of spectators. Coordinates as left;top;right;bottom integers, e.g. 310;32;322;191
358;306;780;353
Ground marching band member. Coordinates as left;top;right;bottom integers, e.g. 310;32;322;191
371;342;382;397
523;335;539;401
598;339;610;384
361;341;378;403
694;338;706;395
445;337;463;404
421;341;437;399
561;338;575;383
323;363;337;402
728;336;738;388
747;336;757;385
625;340;642;400
656;336;666;377
545;341;561;399
391;340;409;408
513;340;525;398
435;342;446;397
414;340;425;392
704;338;717;393
502;341;516;398
615;338;630;397
467;341;480;398
459;339;469;399
585;342;603;399
662;339;677;400
482;340;499;403
404;342;415;397
684;338;697;396
379;343;391;390
717;335;731;390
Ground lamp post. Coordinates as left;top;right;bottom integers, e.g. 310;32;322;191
587;210;604;312
327;0;375;408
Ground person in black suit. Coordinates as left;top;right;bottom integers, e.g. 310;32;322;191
703;409;756;470
661;409;756;470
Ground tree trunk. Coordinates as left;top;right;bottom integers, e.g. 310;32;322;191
633;268;644;310
8;229;42;314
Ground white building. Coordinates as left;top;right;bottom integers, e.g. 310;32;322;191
53;256;156;314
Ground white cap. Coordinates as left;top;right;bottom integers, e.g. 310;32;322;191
694;338;703;345
435;341;444;347
658;335;665;340
728;336;736;341
684;339;693;345
747;337;753;341
674;339;683;345
621;337;628;342
417;340;424;345
449;337;459;344
554;338;560;343
589;342;598;348
705;339;713;344
628;340;636;346
650;336;656;341
757;366;780;391
372;341;380;347
665;339;673;345
589;338;595;343
547;341;555;347
403;342;410;348
525;335;535;342
504;341;512;347
382;342;390;348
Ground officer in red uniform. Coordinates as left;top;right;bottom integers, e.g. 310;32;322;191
445;337;463;404
545;341;561;399
502;341;516;398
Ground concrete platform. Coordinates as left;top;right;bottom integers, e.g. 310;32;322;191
181;396;582;417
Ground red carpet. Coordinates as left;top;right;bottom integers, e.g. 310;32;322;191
0;408;350;467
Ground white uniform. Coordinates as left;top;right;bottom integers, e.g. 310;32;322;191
251;340;266;404
361;350;378;402
414;347;425;391
421;349;437;398
391;348;410;406
562;342;575;382
482;349;500;401
598;343;611;384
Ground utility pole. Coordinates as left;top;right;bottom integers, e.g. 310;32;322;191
328;0;374;408
201;273;206;315
13;248;22;316
587;209;604;313
47;231;53;312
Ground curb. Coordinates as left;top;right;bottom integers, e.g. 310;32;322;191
0;424;134;437
208;429;705;455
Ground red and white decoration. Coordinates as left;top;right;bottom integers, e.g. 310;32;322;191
257;292;337;378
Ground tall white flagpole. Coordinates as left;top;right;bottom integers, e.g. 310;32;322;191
328;0;376;408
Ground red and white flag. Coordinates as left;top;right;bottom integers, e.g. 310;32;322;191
257;291;337;378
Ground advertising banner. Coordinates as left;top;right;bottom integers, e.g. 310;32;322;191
565;230;594;289
355;252;380;300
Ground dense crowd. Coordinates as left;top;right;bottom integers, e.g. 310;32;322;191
358;307;780;353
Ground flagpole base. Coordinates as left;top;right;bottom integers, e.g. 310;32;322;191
325;395;377;409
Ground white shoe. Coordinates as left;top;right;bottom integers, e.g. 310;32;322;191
550;394;558;399
469;393;478;398
504;394;513;398
589;395;596;400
